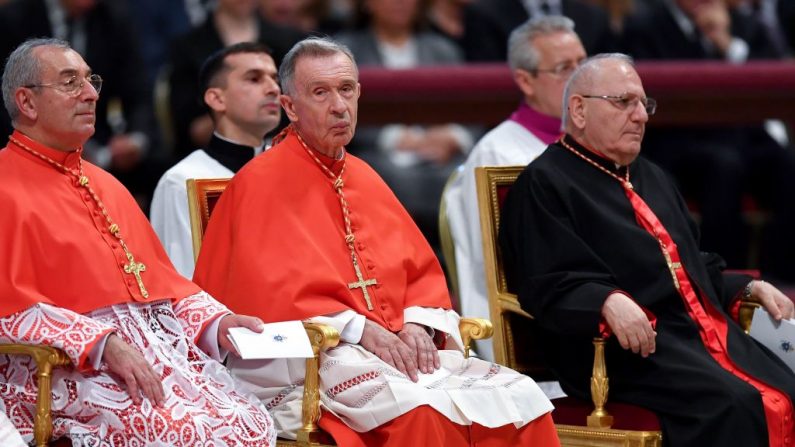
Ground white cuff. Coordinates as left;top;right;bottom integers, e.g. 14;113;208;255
89;331;114;370
341;313;365;343
308;310;365;344
403;306;464;352
197;313;230;362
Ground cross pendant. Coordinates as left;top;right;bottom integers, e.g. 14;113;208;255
123;251;149;298
348;257;377;310
659;240;682;290
666;259;682;291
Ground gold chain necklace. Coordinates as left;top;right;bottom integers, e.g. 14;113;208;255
559;137;633;190
295;132;378;310
10;136;149;298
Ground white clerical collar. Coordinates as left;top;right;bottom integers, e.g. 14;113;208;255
213;131;266;155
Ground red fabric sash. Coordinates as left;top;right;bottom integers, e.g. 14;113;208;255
623;184;794;447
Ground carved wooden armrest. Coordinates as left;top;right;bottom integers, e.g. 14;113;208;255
0;344;70;447
296;323;340;446
458;318;494;359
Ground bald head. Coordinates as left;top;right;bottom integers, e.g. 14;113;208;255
562;53;650;165
562;53;634;132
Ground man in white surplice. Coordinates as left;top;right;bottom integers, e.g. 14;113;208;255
150;42;281;278
444;16;586;362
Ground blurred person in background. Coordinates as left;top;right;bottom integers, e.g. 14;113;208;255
621;0;795;283
151;42;281;278
259;0;347;34
444;15;585;364
426;0;472;54
130;0;212;85
168;0;305;159
462;0;615;61
335;0;478;254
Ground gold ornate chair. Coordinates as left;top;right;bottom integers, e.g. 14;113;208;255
475;166;664;447
187;178;493;446
0;345;70;447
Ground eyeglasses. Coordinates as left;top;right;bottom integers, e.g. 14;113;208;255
24;74;103;96
581;93;657;115
533;62;578;78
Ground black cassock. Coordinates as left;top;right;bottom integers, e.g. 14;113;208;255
500;136;795;446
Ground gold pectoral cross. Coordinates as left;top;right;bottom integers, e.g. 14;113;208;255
660;242;682;291
123;251;149;298
348;255;377;310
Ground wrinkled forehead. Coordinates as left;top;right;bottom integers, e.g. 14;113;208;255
594;60;645;95
296;53;358;83
34;46;91;79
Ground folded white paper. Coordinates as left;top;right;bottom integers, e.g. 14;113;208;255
228;321;314;360
749;307;795;372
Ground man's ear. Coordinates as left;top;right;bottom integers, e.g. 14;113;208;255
203;87;225;114
569;95;586;129
15;88;37;121
513;69;535;98
280;94;298;122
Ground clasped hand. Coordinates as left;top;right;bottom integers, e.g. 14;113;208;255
359;320;441;382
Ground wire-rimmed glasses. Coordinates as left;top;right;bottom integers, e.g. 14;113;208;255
581;93;657;115
24;74;103;96
533;62;579;78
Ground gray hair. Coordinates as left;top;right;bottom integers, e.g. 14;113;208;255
508;15;576;72
2;38;71;121
561;53;635;130
279;36;358;96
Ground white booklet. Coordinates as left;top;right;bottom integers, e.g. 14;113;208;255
227;320;314;360
749;307;795;372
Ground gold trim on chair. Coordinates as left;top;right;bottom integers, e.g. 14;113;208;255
297;323;340;446
738;301;761;334
0;344;70;447
186;178;232;263
475;166;532;371
459;318;494;359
